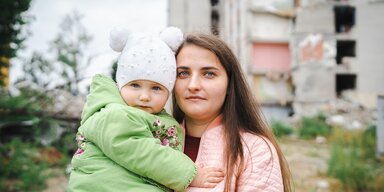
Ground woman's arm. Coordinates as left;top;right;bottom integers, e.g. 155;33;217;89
238;136;284;191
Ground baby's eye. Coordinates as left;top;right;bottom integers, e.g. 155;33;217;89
130;83;140;88
152;86;163;91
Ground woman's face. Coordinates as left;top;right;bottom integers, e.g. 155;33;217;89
175;44;228;122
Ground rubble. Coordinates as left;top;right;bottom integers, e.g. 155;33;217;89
46;89;86;121
294;90;376;131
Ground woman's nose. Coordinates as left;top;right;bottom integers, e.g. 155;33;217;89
188;75;201;92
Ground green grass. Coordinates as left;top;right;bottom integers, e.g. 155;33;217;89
0;139;51;191
298;113;331;139
271;120;293;138
327;125;384;191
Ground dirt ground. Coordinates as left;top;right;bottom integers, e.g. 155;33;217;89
43;138;336;192
42;169;68;192
279;137;339;192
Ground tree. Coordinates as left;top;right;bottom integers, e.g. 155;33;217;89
51;10;92;95
16;10;93;95
0;0;32;88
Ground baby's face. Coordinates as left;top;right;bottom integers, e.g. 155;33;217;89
120;80;169;114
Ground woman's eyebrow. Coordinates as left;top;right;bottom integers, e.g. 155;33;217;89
177;66;189;70
177;66;219;70
201;66;219;70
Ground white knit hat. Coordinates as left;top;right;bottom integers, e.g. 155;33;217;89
110;26;183;92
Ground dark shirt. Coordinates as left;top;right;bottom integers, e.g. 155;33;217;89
184;134;201;162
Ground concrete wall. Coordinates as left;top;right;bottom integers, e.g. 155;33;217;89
378;95;384;156
295;4;334;33
252;74;293;104
354;3;384;94
168;0;211;33
292;64;336;102
249;13;292;41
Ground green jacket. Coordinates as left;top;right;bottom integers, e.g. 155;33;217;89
68;74;196;192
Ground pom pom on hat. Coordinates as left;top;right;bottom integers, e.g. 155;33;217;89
109;27;130;52
111;26;184;93
159;26;183;52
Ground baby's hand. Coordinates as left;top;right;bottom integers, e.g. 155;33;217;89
190;165;224;188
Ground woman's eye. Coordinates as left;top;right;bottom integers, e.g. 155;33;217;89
177;71;189;78
204;71;215;78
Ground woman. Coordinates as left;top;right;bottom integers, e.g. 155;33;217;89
173;33;292;191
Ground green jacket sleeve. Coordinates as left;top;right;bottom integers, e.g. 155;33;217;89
80;105;196;191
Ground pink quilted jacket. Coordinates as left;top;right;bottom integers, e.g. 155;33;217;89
185;115;284;192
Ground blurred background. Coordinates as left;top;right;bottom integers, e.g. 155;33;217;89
1;0;383;191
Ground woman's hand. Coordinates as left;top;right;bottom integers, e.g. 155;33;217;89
190;165;224;188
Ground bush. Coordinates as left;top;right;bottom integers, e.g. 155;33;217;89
0;139;50;191
298;113;331;139
327;126;384;191
0;89;53;143
360;124;376;159
0;89;76;191
1;89;78;153
271;121;293;138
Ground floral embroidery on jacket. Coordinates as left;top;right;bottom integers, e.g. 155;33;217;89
74;132;87;156
152;119;180;150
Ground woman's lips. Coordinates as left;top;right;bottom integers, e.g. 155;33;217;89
186;96;205;101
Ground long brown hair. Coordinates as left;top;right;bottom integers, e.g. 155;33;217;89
172;33;292;192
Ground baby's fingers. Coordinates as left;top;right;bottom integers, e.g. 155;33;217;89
211;170;224;177
201;175;224;188
205;167;224;177
207;176;224;183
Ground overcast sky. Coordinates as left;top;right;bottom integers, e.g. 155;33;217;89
12;0;168;88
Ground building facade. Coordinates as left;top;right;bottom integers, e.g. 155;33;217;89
168;0;384;119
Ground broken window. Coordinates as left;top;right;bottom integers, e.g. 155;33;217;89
211;0;219;35
336;74;356;96
336;40;356;64
334;5;355;33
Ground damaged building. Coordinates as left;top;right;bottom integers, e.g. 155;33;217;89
168;0;384;123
